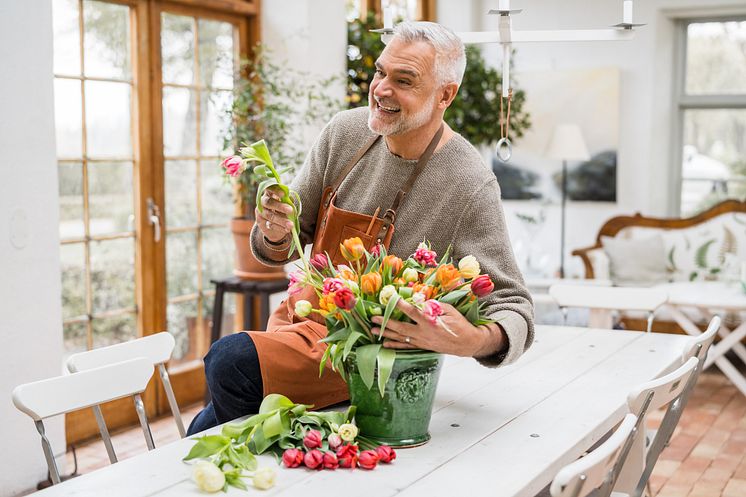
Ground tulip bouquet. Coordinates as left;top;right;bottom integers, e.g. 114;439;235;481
290;238;496;397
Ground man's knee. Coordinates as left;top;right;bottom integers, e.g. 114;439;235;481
204;333;259;389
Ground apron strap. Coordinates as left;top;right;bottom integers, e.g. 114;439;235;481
324;134;381;209
376;124;445;240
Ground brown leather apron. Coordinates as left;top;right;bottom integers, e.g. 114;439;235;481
247;125;444;408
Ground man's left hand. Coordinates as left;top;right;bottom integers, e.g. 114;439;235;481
371;299;505;357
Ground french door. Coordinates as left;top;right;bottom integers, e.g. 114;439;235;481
53;0;258;443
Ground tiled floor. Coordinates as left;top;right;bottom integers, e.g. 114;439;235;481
23;369;746;496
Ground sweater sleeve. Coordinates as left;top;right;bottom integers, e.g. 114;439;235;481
451;177;535;367
250;114;337;266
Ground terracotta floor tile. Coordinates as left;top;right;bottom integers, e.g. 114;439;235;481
722;478;746;497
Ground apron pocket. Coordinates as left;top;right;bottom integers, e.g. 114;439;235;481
331;225;376;265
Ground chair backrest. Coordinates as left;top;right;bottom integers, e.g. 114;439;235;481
13;358;153;421
66;332;175;372
550;413;639;497
12;358;155;485
549;285;668;313
626;357;698;414
65;332;185;439
682;316;720;363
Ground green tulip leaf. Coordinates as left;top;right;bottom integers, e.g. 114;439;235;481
343;331;364;360
377;348;396;397
259;394;295;414
182;435;231;460
379;292;400;338
356;343;382;390
440;289;469;304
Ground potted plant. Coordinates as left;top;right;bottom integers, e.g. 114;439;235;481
221;45;342;278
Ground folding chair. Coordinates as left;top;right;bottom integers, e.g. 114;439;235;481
12;358;155;485
549;284;668;332
66;332;185;467
615;356;700;496
550;413;639;497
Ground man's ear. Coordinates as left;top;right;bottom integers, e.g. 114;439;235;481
439;82;459;109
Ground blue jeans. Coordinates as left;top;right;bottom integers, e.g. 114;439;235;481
187;332;264;435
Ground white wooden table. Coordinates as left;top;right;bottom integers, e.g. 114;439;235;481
33;326;691;497
657;281;746;397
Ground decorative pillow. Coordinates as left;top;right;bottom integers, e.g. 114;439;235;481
601;235;670;286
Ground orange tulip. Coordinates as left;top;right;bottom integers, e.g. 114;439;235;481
412;283;436;300
360;272;382;295
436;264;462;291
339;237;366;262
319;293;338;317
382;255;404;276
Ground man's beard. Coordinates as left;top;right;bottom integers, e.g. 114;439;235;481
367;95;436;136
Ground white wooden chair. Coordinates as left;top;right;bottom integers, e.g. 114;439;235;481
550;413;639;497
549;284;668;332
66;331;185;467
12;358;155;485
615;356;700;497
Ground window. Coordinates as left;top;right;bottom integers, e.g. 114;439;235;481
675;18;746;216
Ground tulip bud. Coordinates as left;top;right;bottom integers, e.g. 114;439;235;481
252;466;276;490
327;433;342;450
412;292;426;305
376;445;396;463
282;448;304;468
402;267;419;283
360;272;383;295
369;305;382;317
379;285;397;306
333;287;357;310
322;451;339;470
192;461;225;493
294;300;312;318
458;255;481;279
338;423;359;442
303;429;323;449
471;274;495;298
336;444;359;469
423;299;443;325
310;253;329;271
304;449;324;470
221;155;245;178
358;450;380;470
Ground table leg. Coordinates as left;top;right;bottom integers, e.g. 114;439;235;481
713;322;746;365
259;293;270;331
211;286;225;346
243;292;254;330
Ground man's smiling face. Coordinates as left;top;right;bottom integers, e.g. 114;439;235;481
367;38;439;136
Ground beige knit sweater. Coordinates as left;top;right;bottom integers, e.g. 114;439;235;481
251;107;534;366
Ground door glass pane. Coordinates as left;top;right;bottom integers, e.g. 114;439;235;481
165;160;198;227
167;299;199;361
93;313;137;349
163;87;197;156
201;159;234;224
201;90;232;156
83;0;131;79
88;161;134;236
202;226;232;284
85;81;132;158
90;238;135;313
54;79;83;158
161;13;195;86
59;162;85;239
64;321;88;355
167;231;198;298
686;21;746;95
202;292;236;339
61;243;86;320
681;109;746;215
198;19;234;89
53;0;81;75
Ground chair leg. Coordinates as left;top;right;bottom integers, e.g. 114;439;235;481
646;312;654;333
35;420;61;485
133;394;155;451
92;405;117;463
158;363;186;438
561;307;568;326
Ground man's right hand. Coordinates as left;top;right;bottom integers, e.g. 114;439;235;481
256;186;295;243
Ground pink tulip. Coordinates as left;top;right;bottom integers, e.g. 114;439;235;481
310;253;329;271
471;274;495;297
423;299;443;325
221;155;244;177
303;429;322;450
322;277;346;295
282;448;304;468
327;433;342;451
304;449;324;470
376;445;396;463
413;244;438;267
358;450;379;470
322;451;339;470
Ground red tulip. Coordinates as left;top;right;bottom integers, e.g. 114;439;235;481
358;450;380;470
336;444;359;469
303;429;322;450
376;445;396;463
471;274;495;297
322;451;339;470
282;448;304;468
333;287;357;310
304;449;324;470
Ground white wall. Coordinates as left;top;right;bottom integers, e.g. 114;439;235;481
437;0;746;278
0;1;65;495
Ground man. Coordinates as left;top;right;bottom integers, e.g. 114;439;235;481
187;21;533;435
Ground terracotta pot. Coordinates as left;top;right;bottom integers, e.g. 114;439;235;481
230;218;287;280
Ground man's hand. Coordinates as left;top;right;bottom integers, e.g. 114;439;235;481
255;186;294;243
370;299;507;358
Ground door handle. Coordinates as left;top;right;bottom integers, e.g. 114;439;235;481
147;198;162;243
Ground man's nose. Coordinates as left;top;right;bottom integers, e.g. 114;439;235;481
373;78;393;98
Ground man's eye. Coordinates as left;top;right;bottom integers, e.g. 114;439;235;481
398;80;411;86
375;69;384;77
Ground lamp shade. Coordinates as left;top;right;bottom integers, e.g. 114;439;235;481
545;124;590;161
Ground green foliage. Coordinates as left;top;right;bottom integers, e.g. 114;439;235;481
346;13;531;148
224;45;343;216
